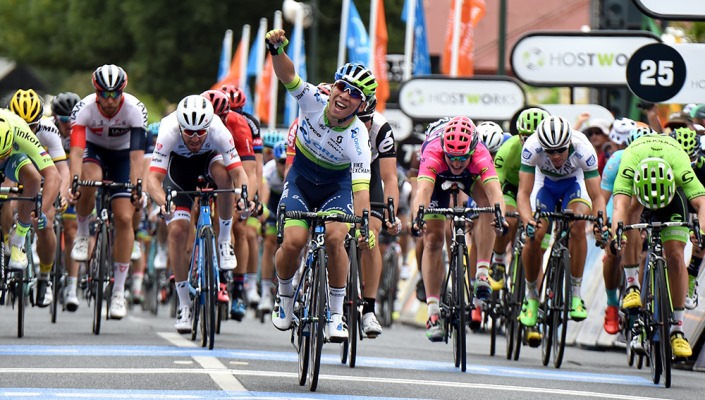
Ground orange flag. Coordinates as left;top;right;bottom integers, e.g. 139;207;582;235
374;0;390;112
441;0;486;76
212;39;244;89
256;54;273;124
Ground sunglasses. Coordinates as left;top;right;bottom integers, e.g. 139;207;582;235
180;127;207;138
445;153;470;163
98;90;122;99
333;80;365;100
56;115;71;123
545;147;568;155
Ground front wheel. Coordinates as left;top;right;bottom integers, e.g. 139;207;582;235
552;248;570;369
308;248;327;392
451;244;467;372
201;230;217;350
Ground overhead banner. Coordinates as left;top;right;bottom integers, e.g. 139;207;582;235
511;31;660;87
660;43;705;104
398;77;525;121
634;0;705;21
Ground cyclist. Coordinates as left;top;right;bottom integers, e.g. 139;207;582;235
411;115;506;342
517;116;606;336
68;64;148;320
476;121;506;156
0;109;61;273
265;28;375;342
600;126;657;334
146;95;251;333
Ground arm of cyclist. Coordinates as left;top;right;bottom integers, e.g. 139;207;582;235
68;124;86;202
266;29;295;86
11;123;61;214
517;170;536;235
585;175;608;245
380;157;401;234
690;196;705;241
410;177;433;233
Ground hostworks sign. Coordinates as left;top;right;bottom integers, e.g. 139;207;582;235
511;31;660;87
398;77;525;120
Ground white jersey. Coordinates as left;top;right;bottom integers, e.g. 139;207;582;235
263;159;285;194
369;111;396;162
72;93;147;150
520;130;599;181
35;118;66;162
149;112;242;174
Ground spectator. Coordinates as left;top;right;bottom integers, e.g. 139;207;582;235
664;112;693;133
581;118;611;175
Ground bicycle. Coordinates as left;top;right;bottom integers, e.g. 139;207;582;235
165;184;245;350
51;196;66;323
615;218;699;388
276;205;368;391
72;176;141;335
376;199;399;330
528;208;604;369
414;181;505;372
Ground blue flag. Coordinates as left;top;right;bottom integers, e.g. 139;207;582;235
217;31;232;82
243;34;262;114
346;1;370;66
401;0;431;75
284;22;307;126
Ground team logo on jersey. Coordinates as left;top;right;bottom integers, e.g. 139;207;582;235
522;148;532;160
156;143;163;151
586;155;596;167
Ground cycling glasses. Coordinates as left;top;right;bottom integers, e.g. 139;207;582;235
56;115;70;123
445;153;470;163
180;127;208;138
333;80;365;101
545;146;568;155
98;90;122;99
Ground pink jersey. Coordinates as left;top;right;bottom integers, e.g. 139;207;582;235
418;135;497;184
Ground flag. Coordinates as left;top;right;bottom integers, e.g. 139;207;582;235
212;38;244;89
217;30;233;82
243;35;262;115
441;0;486;76
373;0;389;111
284;21;307;126
256;54;273;124
346;1;370;66
402;0;431;75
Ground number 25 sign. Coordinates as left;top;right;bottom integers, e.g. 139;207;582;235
627;43;686;103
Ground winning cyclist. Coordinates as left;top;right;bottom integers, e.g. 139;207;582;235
265;28;375;343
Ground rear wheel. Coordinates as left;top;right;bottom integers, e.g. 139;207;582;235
645;267;662;385
16;269;26;338
346;240;360;368
541;256;555;367
655;260;671;388
451;245;467;371
92;227;108;335
552;249;570;368
51;223;64;323
507;252;525;361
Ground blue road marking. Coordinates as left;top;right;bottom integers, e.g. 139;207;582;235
0;345;652;386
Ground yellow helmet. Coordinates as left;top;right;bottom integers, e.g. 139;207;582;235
0;114;15;158
9;89;44;124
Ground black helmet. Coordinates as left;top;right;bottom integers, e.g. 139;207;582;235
51;92;81;116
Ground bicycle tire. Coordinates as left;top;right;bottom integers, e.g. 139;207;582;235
190;241;201;342
541;255;555;367
51;222;64;323
489;290;499;356
379;248;399;328
297;265;312;386
92;225;108;335
451;244;467;371
552;248;570;368
645;265;662;384
16;268;26;338
655;259;671;388
508;248;525;361
201;229;217;349
347;238;360;368
308;248;327;391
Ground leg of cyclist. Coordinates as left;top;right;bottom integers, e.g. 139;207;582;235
271;224;308;331
663;237;692;357
62;211;81;311
566;199;590;321
490;188;520;291
686;245;703;310
415;235;425;302
602;249;622;334
361;215;384;338
470;181;494;301
9;159;44;271
421;217;446;342
398;213;411;280
259;225;278;314
109;197;137;319
130;211;146;305
325;221;351;342
230;220;248;320
244;220;261;308
168;217;193;333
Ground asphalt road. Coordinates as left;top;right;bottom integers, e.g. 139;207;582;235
0;295;702;400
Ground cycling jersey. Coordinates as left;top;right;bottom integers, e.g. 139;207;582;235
149;112;242;175
70;93;147;151
600;149;623;218
494;135;522;187
263;159;285;195
418;134;497;185
35;118;66;162
239;110;262;154
520;130;599;181
614;135;705;200
0;109;54;171
224;111;255;161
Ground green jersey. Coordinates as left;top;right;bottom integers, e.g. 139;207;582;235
494;135;522;186
613;135;705;201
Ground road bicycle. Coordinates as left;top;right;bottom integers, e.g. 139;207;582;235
277;205;368;391
50;196;66;323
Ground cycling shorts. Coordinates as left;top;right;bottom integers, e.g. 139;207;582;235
0;153;32;182
534;176;591;213
83;143;131;198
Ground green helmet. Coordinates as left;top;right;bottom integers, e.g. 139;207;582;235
335;63;378;99
672;127;698;158
626;126;657;146
516;107;550;136
633;157;675;210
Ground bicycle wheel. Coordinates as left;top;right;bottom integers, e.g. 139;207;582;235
644;265;662;385
654;260;671;388
379;247;399;328
552;248;570;369
92;226;107;335
16;269;26;338
297;265;312;386
451;244;467;372
201;229;217;349
507;250;525;361
540;256;555;367
308;248;327;391
346;239;360;368
51;222;64;323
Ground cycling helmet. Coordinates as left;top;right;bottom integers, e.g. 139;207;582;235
273;140;287;160
9;89;44;124
51;92;80;117
691;104;705;120
317;82;332;96
220;84;246;110
672;127;699;158
334;63;378;99
536;116;572;149
92;64;128;91
609;117;637;145
516;107;550;136
476;121;504;154
357;95;377;123
262;130;284;149
147;122;161;137
201;90;230;118
176;95;214;131
441;116;478;156
626;126;657;146
0;114;14;157
633;157;675;210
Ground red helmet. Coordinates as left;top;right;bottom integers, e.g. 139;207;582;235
220;84;246;111
201;90;230;118
441;116;478;156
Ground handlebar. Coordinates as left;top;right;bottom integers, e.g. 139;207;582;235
276;205;370;245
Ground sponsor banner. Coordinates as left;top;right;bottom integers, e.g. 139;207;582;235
662;43;705;104
398;76;525;120
634;0;705;21
511;31;660;87
540;104;614;128
382;108;414;141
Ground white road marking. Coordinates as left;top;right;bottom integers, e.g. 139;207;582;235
173;360;194;365
157;332;245;392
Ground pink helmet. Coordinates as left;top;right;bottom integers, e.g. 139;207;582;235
201;90;230;118
441;116;478;156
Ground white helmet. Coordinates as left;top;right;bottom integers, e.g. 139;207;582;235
609;117;637;145
537;116;572;149
476;121;504;153
177;95;214;131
